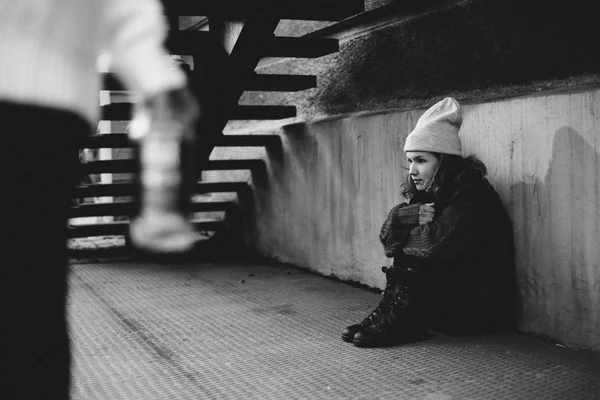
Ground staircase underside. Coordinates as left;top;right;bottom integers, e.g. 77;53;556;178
70;0;364;244
162;0;363;21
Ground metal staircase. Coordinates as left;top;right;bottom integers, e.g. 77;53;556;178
69;0;364;243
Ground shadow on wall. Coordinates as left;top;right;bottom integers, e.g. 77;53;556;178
511;126;599;349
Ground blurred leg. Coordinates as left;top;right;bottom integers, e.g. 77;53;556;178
1;102;88;399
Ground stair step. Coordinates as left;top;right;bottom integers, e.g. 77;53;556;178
71;202;132;218
83;133;131;149
81;133;280;149
76;182;134;197
245;73;316;92
162;0;364;21
100;103;132;121
166;31;338;58
82;159;136;174
75;182;249;198
102;73;316;92
82;159;264;174
67;220;221;238
102;74;126;91
203;159;265;171
230;105;296;120
261;36;338;59
194;181;250;193
70;201;235;218
216;135;281;147
101;103;295;121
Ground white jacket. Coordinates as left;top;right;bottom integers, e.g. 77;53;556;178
0;0;186;123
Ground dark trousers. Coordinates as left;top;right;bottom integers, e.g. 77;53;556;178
1;101;88;399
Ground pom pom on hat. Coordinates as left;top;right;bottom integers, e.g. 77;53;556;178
404;97;463;156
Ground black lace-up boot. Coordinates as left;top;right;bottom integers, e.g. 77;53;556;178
342;266;404;342
353;266;429;348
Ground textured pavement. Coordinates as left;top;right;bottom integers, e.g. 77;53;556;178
68;258;600;400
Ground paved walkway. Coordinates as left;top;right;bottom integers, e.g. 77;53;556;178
68;257;600;400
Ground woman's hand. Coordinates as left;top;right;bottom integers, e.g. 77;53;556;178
419;203;435;225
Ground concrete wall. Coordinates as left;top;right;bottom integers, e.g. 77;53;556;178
212;88;599;351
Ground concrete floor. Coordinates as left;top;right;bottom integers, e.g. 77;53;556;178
68;257;600;400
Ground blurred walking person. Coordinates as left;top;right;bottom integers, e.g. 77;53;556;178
0;1;199;398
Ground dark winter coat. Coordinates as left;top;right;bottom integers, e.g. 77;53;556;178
379;174;517;334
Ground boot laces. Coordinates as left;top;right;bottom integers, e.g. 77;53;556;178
360;266;399;326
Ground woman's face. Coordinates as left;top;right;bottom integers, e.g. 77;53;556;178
406;151;440;191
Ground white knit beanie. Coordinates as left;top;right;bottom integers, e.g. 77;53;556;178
403;97;463;156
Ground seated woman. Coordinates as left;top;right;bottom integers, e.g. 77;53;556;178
342;97;517;348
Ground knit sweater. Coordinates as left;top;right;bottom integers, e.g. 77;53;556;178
379;179;511;262
0;0;186;124
379;176;517;332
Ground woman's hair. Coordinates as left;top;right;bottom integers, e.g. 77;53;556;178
401;153;488;203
